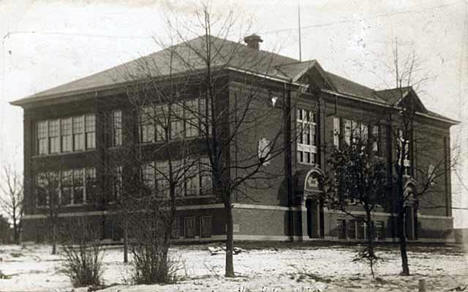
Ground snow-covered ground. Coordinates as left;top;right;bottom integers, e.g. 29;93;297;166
0;243;467;291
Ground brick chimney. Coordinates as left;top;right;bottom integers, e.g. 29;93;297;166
244;34;263;50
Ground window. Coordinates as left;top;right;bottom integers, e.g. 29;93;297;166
155;161;169;197
112;166;123;201
61;170;73;205
72;169;84;205
142;162;155;194
170;103;184;139
200;158;212;196
184;217;196;238
61;118;72;152
347;219;356;239
337;219;346;239
36;173;48;207
372;125;380;153
171;217;180;239
343;119;352;145
140;106;155;143
37;121;48;155
111;111;122;146
35;114;95;155
333;117;340;148
85;114;96;149
48;120;60;154
199;98;212;136
73;116;85;151
85;168;96;203
296;108;317;165
375;221;385;240
398;129;411;175
185;160;199;197
155;105;168;142
185;100;199;138
200;216;212;238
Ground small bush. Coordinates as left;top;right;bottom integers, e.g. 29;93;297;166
61;220;104;288
131;243;181;284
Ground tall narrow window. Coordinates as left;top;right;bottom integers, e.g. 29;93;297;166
112;166;123;202
111;111;122;147
142;162;155;194
85;114;96;149
85;168;96;203
171;217;180;239
37;121;48;155
200;157;212;196
185;99;199;138
73;116;85;151
155;105;167;142
36;173;48;207
48;120;60;153
296;108;317;165
398;129;411;175
333;117;340;148
61;118;72;152
185;160;199;196
140;106;155;143
170;103;184;139
184;217;196;238
155;161;169;197
372;125;379;153
199;98;212;136
61;170;73;205
343;119;352;145
200;216;212;238
73;169;85;205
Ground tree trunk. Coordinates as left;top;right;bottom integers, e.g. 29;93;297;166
224;199;235;277
51;221;57;255
13;220;19;244
398;210;410;275
123;216;128;263
365;209;376;278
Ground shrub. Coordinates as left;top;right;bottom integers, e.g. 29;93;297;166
61;220;104;288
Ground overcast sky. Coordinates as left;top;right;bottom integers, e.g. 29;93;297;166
0;0;466;227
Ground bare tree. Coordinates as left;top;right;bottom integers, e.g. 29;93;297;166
0;165;24;244
376;40;459;276
320;127;386;278
110;4;295;277
168;7;291;277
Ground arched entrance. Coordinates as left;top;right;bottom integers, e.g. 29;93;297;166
302;168;324;238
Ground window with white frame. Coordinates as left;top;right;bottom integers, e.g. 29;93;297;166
398;129;411;175
73;116;85;151
142;162;155;194
139;106;155;143
37;121;48;155
61;118;73;152
155;161;169;198
185;160;200;197
85;114;96;149
74;169;85;205
61;170;73;205
48;120;60;154
85;168;96;203
35;114;95;155
35;168;95;207
111;110;122;147
185;100;199;138
170;103;184;139
296;108;317;165
112;166;123;201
